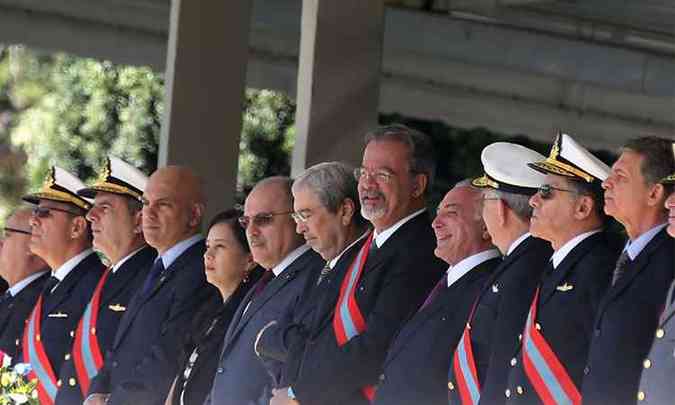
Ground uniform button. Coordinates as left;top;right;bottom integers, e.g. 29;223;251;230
379;374;385;382
594;329;600;337
69;378;76;386
448;381;455;390
441;316;447;321
70;330;75;338
584;366;590;375
505;389;511;398
64;354;71;361
516;386;524;395
36;334;41;341
637;391;645;401
643;359;652;369
535;323;542;331
518;334;522;341
57;380;62;387
112;361;118;368
15;339;19;346
217;367;224;373
510;358;517;367
656;328;665;339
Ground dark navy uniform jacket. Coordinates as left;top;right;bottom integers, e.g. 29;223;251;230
504;231;619;404
581;227;674;405
286;212;446;405
447;235;552;405
204;247;323;405
89;239;220;405
55;246;156;405
0;272;49;362
374;254;501;405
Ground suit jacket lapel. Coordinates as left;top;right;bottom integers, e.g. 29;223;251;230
43;253;101;315
100;247;154;307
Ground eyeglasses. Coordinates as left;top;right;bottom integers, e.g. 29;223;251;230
32;206;82;218
2;227;32;238
290;207;323;223
537;184;579;200
354;167;395;184
238;211;293;229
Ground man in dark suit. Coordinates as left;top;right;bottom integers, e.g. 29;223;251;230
86;166;219;405
204;176;323;405
373;181;501;405
503;133;620;404
447;143;553;405
581;137;675;405
55;156;156;405
269;124;446;405
0;208;50;363
631;143;675;405
21;166;106;405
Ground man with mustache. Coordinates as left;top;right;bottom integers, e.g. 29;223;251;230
634;142;675;404
269;124;445;405
86;166;219;405
373;180;501;405
503;133;620;404
205;176;323;405
0;208;49;364
581;137;674;405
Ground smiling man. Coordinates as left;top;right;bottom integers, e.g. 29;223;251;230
502;133;620;404
21;167;105;405
581;136;674;405
87;166;219;405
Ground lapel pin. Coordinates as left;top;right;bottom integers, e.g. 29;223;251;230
48;312;68;318
108;304;126;312
491;283;499;293
556;283;574;292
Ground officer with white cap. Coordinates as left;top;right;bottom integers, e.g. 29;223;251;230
448;143;553;405
55;156;157;405
21;166;105;405
503;133;621;404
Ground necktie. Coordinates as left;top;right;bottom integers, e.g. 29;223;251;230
42;276;60;297
611;251;631;286
141;258;166;297
316;263;332;286
418;275;446;311
252;271;274;298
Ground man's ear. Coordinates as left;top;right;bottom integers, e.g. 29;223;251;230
189;203;205;228
340;198;356;226
412;173;428;198
647;183;666;208
574;195;593;221
71;216;89;239
133;210;143;235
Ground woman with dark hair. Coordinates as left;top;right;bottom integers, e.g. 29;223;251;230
165;209;263;405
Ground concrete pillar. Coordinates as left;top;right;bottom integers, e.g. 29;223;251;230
291;0;385;175
159;0;252;220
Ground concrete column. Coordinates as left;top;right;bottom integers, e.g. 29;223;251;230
291;0;385;175
159;0;252;220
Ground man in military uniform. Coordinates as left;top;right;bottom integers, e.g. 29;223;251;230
87;166;219;405
373;180;501;405
581;137;675;405
447;142;553;405
22;167;106;405
0;208;49;363
503;133;620;404
55;156;156;405
635;142;675;404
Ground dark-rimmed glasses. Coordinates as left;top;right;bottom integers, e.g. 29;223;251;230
32;206;82;218
354;167;395;184
537;184;579;200
238;211;293;229
2;227;32;238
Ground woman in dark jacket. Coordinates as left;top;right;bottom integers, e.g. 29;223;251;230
165;209;263;405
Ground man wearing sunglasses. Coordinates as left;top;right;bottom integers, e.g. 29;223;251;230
20;166;106;405
580;136;674;405
0;208;50;364
205;176;323;405
448;143;552;405
54;156;156;405
501;133;620;404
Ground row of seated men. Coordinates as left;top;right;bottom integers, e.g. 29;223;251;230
0;125;673;405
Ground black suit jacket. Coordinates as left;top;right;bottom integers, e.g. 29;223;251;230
581;228;674;405
55;246;156;405
289;212;446;405
0;272;49;361
447;235;552;405
204;248;324;405
504;231;619;404
89;239;220;405
19;252;105;380
374;255;501;405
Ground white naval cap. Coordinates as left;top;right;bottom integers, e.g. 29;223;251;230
472;142;547;195
23;166;92;210
661;143;675;184
78;156;148;201
528;132;610;183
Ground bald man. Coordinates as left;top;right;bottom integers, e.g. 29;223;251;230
0;208;50;363
87;166;220;405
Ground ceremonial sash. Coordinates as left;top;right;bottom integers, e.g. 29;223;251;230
333;232;375;402
23;295;58;405
522;289;581;405
451;301;481;405
72;268;111;395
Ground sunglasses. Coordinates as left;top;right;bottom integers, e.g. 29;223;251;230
538;184;579;200
32;206;82;218
238;211;293;229
2;227;32;238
